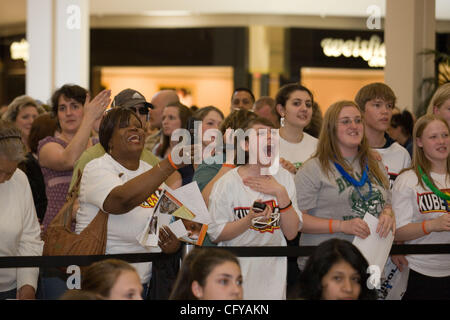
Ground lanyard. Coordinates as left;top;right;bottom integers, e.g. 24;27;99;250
418;165;450;212
334;161;373;201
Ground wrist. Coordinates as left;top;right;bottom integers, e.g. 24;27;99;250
338;220;345;234
422;220;432;234
276;187;289;206
222;163;236;169
167;153;180;170
421;220;431;235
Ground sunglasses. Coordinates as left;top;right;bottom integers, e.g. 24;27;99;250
129;105;150;115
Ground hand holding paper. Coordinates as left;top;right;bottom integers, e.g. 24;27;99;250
352;213;394;272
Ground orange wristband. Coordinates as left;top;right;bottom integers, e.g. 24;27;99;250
422;220;430;235
279;201;292;213
167;153;179;170
222;164;236;168
329;219;334;234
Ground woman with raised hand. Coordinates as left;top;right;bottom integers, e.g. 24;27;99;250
38;84;111;232
37;85;111;299
75;107;190;299
392;114;450;300
294;100;394;271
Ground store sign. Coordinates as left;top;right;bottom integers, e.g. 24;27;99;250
320;35;385;68
10;39;29;62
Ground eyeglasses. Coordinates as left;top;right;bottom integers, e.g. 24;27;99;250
129;106;150;115
337;117;363;126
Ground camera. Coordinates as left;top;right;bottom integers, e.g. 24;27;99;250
252;201;267;213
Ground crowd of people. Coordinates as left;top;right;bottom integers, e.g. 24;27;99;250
0;80;449;300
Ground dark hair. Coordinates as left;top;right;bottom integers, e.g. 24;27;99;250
296;238;377;300
275;83;314;108
51;84;88;118
391;110;414;137
193;106;224;122
232;88;255;103
28;113;58;153
156;102;192;158
304;102;323;138
219;109;258;134
355;82;396;112
99;107;142;153
169;248;240;300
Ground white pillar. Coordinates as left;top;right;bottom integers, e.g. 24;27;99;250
55;0;90;89
26;0;90;103
26;0;54;103
384;0;435;114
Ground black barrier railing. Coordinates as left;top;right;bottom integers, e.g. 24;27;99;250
0;244;449;268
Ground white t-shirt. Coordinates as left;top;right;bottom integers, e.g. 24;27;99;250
0;169;43;292
208;166;303;300
392;169;450;277
376;141;411;188
75;153;162;284
279;132;318;171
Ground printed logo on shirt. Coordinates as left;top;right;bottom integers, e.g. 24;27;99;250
336;172;386;220
349;186;385;219
417;190;450;214
234;200;280;234
140;188;163;209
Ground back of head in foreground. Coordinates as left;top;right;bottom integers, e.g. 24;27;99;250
81;259;143;300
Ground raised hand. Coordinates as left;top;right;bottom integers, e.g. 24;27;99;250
83;89;111;123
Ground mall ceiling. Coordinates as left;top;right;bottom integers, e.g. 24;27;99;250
0;0;449;27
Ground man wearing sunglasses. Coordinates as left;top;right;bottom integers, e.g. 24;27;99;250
111;88;153;124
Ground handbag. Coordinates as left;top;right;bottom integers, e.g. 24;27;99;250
43;169;109;268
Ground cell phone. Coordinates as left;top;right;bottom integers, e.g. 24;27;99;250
252;201;267;212
186;117;196;144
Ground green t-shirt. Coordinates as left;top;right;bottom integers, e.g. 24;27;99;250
69;143;160;193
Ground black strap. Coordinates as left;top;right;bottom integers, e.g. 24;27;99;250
0;244;449;268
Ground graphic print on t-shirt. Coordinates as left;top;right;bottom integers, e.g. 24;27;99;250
233;200;280;233
417;189;450;214
335;173;386;220
140;188;163;209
